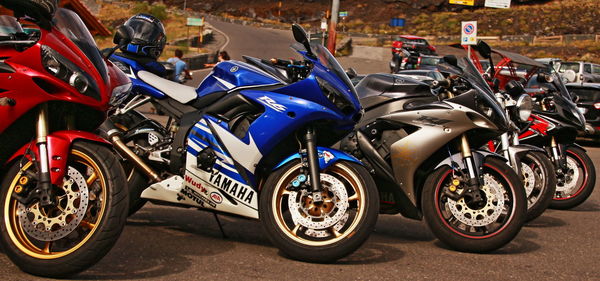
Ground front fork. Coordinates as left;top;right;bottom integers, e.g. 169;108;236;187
305;127;323;203
35;104;56;207
550;136;566;171
460;134;484;203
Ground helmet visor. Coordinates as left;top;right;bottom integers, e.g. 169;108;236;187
127;17;164;44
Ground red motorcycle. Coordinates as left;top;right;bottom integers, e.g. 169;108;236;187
0;1;132;277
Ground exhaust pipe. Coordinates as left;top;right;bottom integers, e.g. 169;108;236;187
99;121;162;183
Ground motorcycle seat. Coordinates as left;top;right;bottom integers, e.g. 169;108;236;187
137;70;197;104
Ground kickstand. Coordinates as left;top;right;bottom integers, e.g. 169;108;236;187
213;212;227;239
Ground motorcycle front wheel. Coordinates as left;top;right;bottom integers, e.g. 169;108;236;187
422;157;526;253
520;151;556;221
550;146;596;209
259;160;379;263
0;142;128;277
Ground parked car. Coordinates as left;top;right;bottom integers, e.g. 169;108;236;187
417;55;442;70
559;61;600;83
566;83;600;137
391;35;437;56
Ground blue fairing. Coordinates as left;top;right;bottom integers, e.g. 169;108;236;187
274;147;363;171
238;90;352;154
196;61;283;98
110;54;168;99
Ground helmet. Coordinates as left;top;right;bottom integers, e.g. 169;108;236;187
121;14;166;59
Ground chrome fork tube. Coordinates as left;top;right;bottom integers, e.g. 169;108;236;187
500;132;511;164
36;104;55;206
460;134;478;181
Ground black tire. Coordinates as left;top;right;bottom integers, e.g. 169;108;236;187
520;151;556;221
259;160;379;263
108;113;150;216
421;157;526;253
0;142;128;277
550;146;596;209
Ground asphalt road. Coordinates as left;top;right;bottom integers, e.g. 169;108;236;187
1;19;599;281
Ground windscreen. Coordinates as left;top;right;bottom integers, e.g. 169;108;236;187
311;43;358;100
0;15;23;37
53;8;108;82
461;58;509;127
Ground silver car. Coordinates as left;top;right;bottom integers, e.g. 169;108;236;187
559;61;600;83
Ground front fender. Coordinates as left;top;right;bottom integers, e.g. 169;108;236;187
507;144;547;176
434;150;507;172
7;130;111;185
274;147;362;171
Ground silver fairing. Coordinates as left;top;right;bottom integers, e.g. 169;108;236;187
381;102;499;205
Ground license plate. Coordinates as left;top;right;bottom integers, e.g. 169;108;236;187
578;107;588;114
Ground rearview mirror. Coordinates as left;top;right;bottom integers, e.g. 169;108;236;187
346;68;358;79
291;24;314;58
442;55;458;68
477;40;492;59
113;25;134;46
505;80;525;97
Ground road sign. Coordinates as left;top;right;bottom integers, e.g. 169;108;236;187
339;11;348;17
449;0;475;6
187;17;204;26
461;21;477;45
390;18;406;27
485;0;511;8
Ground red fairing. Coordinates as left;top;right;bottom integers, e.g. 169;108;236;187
7;131;111;185
0;26;111;134
107;59;131;91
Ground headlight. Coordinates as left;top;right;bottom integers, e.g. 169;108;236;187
516;94;533;122
316;76;356;115
41;45;100;101
109;82;132;107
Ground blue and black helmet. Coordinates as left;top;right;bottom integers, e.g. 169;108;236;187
121;13;166;59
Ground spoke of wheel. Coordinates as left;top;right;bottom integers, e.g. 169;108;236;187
348;194;359;201
329;227;342;238
43;242;52;254
291;224;301;236
80;220;96;230
86;172;98;186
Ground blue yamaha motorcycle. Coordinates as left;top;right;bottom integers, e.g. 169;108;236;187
101;24;378;262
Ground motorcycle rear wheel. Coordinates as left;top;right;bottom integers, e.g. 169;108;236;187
422;157;526;253
0;142;128;277
259;160;379;263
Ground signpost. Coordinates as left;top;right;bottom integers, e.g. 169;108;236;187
449;0;475;6
339;11;348;17
186;17;205;51
461;21;477;45
461;21;477;61
485;0;511;9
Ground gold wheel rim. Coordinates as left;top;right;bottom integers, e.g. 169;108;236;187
272;163;365;246
4;149;107;259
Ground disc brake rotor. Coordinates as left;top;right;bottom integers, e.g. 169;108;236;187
521;164;536;198
17;166;90;241
288;173;349;236
447;174;505;227
556;157;579;193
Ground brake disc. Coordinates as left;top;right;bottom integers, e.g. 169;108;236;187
288;173;349;234
447;174;505;227
521;163;536;198
556;157;579;194
17;166;90;241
